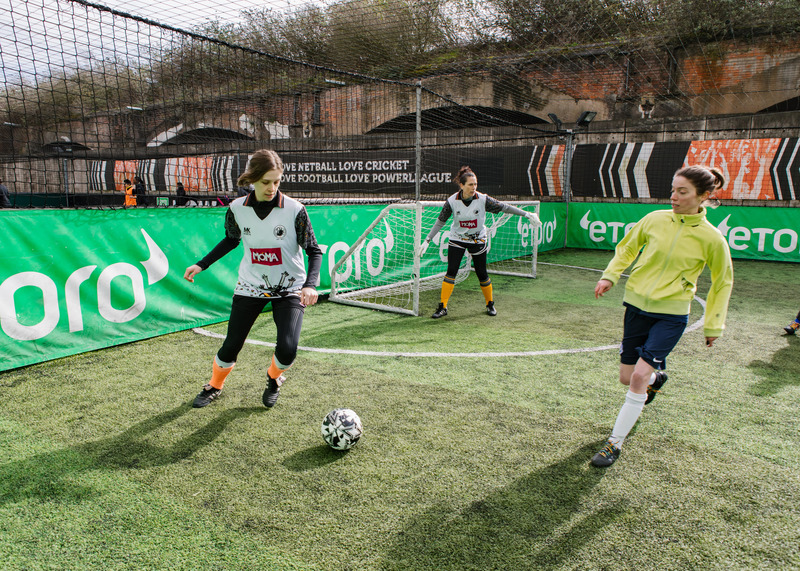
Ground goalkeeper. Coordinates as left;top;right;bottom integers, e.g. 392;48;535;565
421;165;541;318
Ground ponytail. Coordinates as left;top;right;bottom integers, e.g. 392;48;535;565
674;165;724;196
675;165;724;208
454;166;475;186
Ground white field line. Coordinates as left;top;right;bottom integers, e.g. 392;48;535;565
193;263;706;358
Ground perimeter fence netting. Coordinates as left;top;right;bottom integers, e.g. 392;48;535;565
2;0;800;208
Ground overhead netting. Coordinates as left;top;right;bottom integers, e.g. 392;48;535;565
1;0;799;207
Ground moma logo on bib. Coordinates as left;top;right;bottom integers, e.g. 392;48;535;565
251;248;282;265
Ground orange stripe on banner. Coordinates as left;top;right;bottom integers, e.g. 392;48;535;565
113;160;139;192
176;157;214;193
534;147;547;195
551;146;564;197
684;139;782;200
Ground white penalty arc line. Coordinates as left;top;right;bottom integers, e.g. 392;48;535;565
193;264;706;358
192;327;620;357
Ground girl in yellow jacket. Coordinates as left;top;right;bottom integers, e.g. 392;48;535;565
591;165;733;467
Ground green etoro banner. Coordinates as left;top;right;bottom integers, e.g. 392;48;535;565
1;208;238;371
0;200;560;371
567;203;800;263
0;205;390;371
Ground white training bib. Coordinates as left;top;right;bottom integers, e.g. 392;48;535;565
229;195;307;298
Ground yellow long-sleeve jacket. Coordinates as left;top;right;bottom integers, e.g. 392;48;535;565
601;208;733;338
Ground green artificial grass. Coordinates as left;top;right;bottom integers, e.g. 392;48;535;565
1;249;798;570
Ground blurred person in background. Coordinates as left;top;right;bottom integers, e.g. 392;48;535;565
133;175;148;206
0;179;12;208
175;181;188;206
123;179;136;207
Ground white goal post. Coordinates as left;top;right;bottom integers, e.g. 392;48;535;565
329;200;540;316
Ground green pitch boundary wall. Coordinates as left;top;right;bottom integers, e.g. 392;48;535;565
1;203;797;370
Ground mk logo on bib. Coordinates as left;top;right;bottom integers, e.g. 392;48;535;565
251;248;282;265
460;219;478;229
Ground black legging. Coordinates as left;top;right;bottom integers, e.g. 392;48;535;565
217;295;305;366
446;240;489;282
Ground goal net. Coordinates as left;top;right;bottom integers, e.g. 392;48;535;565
329;201;540;316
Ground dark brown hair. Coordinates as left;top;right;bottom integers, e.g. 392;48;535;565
674;165;725;197
237;149;284;186
454;166;476;186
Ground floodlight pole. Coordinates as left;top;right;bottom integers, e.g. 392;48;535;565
413;80;423;316
61;151;72;207
415;81;422;203
562;129;574;205
561;129;574;248
550;111;595;247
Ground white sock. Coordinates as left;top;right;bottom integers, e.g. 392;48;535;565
647;372;656;386
609;390;647;448
215;355;235;368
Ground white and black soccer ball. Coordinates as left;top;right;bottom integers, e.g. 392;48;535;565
321;408;363;450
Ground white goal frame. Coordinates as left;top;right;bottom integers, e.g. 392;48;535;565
329;200;539;316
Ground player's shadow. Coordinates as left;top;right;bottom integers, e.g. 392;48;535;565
0;404;263;506
282;445;351;472
384;442;627;570
747;335;800;396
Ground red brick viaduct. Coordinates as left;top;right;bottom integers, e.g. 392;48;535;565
2;36;799;159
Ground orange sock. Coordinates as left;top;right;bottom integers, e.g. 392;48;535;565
267;356;289;381
440;278;455;307
209;359;234;390
480;279;493;304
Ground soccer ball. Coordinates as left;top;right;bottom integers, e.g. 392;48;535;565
321;408;363;450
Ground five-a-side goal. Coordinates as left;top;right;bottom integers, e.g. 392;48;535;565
329;200;540;316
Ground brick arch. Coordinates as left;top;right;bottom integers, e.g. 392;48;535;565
350;73;602;135
746;56;800;114
684;52;800;116
759;95;800;113
145;111;269;147
367;105;549;133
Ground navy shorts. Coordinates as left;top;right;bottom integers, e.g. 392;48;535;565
619;303;688;370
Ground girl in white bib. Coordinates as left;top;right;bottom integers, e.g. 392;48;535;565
184;150;322;409
423;166;540;318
